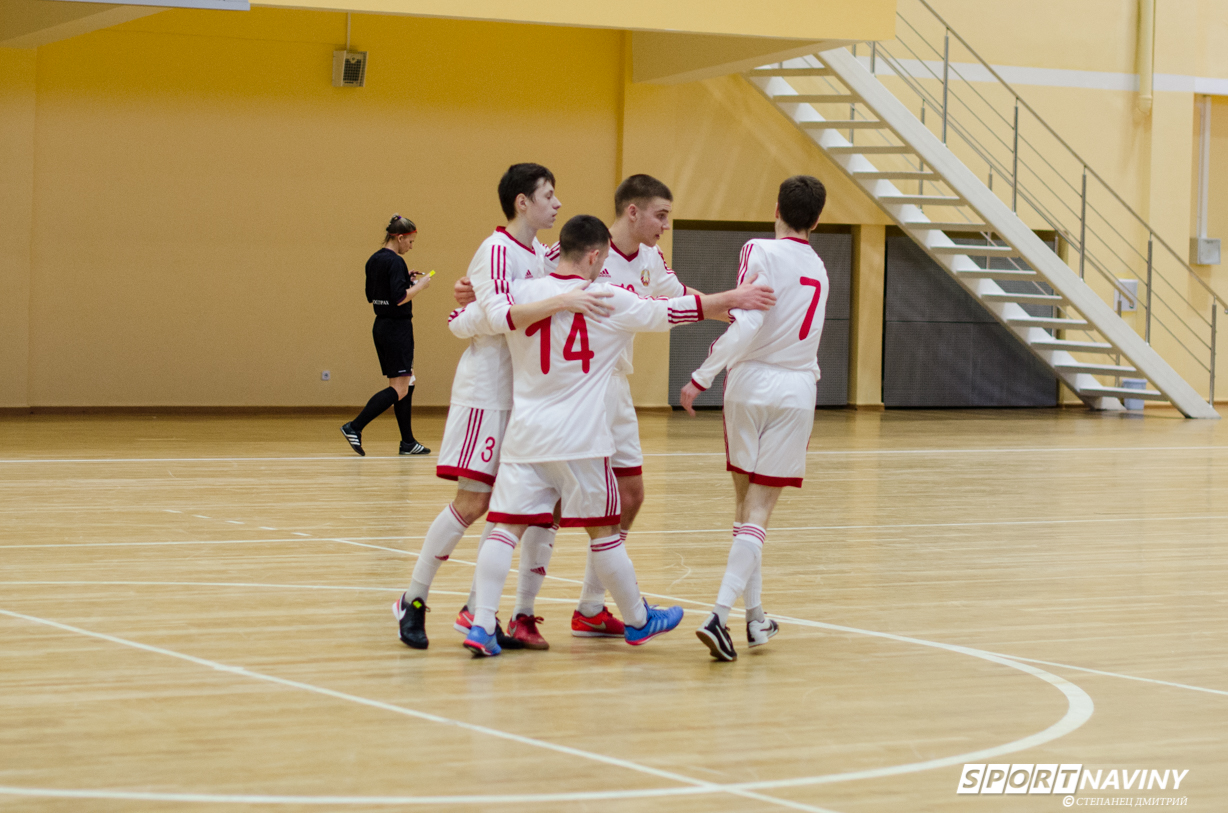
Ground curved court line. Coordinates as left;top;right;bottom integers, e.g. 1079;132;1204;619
0;607;833;813
0;600;1091;809
2;578;1221;697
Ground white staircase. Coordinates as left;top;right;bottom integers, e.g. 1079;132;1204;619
745;39;1222;419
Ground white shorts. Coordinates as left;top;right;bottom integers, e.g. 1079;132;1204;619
435;405;510;488
606;374;643;476
723;364;816;488
488;458;621;528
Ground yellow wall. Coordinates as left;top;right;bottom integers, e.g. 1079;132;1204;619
0;48;35;408
9;9;623;408
5;0;1228;410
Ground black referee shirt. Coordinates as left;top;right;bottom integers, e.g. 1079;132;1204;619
366;248;413;319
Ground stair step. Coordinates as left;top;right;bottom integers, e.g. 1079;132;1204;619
930;244;1019;257
1054;362;1139;376
1031;338;1116;353
956;268;1038;280
826;145;915;155
748;68;835;77
800;120;888;130
880;194;963;206
1008;316;1089;329
852;170;938;181
981;292;1064;304
773;94;859;104
1079;385;1168;401
903;221;991;231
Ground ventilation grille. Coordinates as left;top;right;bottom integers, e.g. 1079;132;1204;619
332;50;367;87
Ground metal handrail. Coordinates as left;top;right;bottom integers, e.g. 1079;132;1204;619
911;0;1227;310
864;0;1224;403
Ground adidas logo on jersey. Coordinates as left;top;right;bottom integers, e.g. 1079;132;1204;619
599;269;611;277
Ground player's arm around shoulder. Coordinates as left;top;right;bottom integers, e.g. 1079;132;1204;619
503;278;613;330
447;304;487;339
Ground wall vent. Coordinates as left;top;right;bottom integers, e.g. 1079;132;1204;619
332;50;367;87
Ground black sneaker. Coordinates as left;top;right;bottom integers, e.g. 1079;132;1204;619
696;612;737;661
341;422;364;456
399;441;431;455
392;594;429;649
494;621;525;650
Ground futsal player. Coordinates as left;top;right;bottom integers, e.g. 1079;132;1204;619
341;215;431;456
680;175;829;662
393;164;610;650
461;215;777;656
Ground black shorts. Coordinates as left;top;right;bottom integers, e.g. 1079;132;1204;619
372;317;414;378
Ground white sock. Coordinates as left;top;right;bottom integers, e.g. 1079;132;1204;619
514;523;556;618
466;521;496;610
743;525;764;622
407;504;470;602
589;534;647;628
472;528;519;634
715;524;765;622
577;529;624;616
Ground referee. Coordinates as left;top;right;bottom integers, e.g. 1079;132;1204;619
341;215;432;456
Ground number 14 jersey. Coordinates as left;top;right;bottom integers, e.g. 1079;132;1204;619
502;274;703;464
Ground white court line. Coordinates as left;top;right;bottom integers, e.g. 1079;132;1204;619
0;539;314;550
4;578;1220;700
0;603;1092;809
3;578;1221;698
7;510;1228;552
1;444;1226;464
0;606;834;813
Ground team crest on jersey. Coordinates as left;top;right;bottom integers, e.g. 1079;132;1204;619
640;267;652;286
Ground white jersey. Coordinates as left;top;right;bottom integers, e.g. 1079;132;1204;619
500;273;703;463
690;237;829;402
447;227;552;410
541;241;687;376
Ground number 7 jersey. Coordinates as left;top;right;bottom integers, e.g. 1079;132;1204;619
501;273;703;463
690;237;830;391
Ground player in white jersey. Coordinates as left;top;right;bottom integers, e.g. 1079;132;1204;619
394;164;611;651
462;215;775;657
680;175;829;662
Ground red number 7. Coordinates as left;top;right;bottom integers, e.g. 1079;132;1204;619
799;277;822;340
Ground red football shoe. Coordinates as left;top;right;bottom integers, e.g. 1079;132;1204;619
453;605;474;634
571;606;625;638
508;614;549;650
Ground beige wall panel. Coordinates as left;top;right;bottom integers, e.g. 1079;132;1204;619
1204;96;1228;396
619;73;887;406
25;10;621;407
249;0;897;43
0;48;35;408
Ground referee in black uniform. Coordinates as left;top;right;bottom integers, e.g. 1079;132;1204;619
341;215;432;456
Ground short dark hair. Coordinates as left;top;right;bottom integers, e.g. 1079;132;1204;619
614;174;672;216
777;175;826;232
498;163;556;220
558;215;611;261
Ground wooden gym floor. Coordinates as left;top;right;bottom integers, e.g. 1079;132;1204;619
0;408;1225;812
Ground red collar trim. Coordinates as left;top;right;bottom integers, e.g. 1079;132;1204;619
784;236;809;245
496;226;536;255
550;273;586;280
610;242;640;262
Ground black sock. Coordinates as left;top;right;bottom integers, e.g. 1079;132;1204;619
394;385;416;443
352;387;398;432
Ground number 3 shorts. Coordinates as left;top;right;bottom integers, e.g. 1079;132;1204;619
436;405;511;490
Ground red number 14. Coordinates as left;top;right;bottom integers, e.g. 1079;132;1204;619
526;314;593;374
